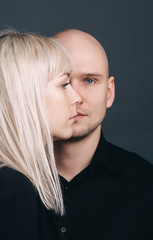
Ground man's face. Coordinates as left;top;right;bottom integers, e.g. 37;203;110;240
56;33;115;138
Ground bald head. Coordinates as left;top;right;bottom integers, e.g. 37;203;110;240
53;29;109;77
53;29;115;138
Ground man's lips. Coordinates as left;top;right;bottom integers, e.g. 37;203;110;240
70;112;87;119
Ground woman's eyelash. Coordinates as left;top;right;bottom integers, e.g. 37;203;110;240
62;82;70;88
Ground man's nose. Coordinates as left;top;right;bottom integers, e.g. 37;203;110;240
70;85;82;104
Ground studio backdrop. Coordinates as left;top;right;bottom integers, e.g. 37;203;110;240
1;0;153;162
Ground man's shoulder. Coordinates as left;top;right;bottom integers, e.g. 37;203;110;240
0;166;35;197
98;136;153;178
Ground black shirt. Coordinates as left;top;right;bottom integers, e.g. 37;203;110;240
0;167;61;240
56;134;153;240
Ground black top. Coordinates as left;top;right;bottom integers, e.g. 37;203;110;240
56;133;153;240
0;167;61;240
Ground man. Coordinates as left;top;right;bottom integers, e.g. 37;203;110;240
53;29;153;240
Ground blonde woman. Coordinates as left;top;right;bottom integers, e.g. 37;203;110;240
0;30;81;240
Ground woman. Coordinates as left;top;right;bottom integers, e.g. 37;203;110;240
0;30;80;239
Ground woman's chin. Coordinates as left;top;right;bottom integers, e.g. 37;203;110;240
53;131;72;141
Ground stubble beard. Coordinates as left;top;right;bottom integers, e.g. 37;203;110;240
69;119;102;141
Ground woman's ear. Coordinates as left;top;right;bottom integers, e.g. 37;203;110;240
106;76;115;108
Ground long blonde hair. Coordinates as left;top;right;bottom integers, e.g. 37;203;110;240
0;30;72;215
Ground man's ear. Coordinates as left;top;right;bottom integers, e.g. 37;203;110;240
106;76;115;108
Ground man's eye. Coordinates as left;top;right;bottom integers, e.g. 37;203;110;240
85;79;94;85
62;82;70;88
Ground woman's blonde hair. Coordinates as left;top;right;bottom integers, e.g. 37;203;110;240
0;29;72;215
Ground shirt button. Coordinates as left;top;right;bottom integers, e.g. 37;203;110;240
61;227;66;233
65;185;71;190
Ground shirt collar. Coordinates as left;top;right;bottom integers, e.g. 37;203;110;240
59;131;122;187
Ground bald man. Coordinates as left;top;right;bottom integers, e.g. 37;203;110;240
53;30;153;240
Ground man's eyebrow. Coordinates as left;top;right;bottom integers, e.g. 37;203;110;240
80;73;104;78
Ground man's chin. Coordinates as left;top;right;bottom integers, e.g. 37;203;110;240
70;127;97;140
70;123;102;140
72;127;91;137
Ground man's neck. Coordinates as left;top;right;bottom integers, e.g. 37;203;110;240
54;126;101;181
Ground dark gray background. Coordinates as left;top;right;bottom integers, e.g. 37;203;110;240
1;0;153;162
